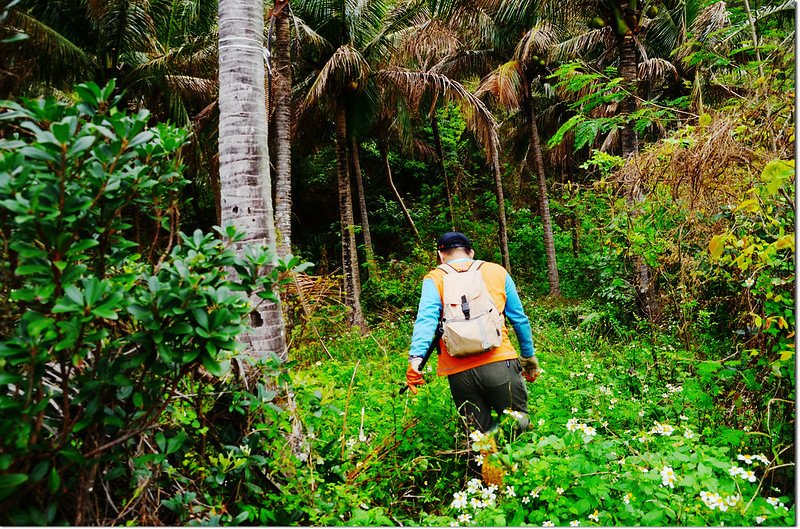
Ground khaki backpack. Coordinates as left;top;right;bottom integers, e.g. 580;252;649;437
438;260;505;356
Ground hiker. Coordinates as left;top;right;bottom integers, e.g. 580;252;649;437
405;231;539;436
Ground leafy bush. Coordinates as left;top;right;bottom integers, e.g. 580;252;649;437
0;82;283;524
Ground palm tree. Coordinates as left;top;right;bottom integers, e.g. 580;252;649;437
477;22;562;296
218;0;287;358
269;0;293;256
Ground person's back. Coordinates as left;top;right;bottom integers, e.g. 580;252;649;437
405;232;541;457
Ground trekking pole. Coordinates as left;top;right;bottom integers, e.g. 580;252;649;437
399;322;442;395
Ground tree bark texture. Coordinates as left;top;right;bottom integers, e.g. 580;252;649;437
272;0;292;256
218;0;287;358
490;146;511;271
618;34;656;321
380;139;419;239
335;101;366;330
431;114;455;230
528;104;560;297
350;137;375;268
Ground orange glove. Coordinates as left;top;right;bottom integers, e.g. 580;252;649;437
406;358;426;395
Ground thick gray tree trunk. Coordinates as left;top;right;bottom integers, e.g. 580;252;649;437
272;0;292;256
218;0;287;359
335;101;367;331
529;104;560;297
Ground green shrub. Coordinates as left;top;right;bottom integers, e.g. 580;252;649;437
0;82;283;524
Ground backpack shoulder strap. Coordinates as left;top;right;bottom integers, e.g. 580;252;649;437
437;263;459;274
471;260;485;271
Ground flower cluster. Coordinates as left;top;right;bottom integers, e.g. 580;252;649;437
649;421;676;436
699;491;741;512
566;418;597;437
469;430;494;452
766;497;789;511
450;478;513;524
660;466;677;488
728;465;758;482
738;453;770;466
665;383;683;394
597;384;613;396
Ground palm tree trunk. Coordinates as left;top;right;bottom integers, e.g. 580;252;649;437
272;0;292;257
618;34;656;321
350;136;375;269
335;101;366;331
618;35;639;164
490;146;511;271
431;113;455;229
380;139;419;240
218;0;287;359
529;104;560;297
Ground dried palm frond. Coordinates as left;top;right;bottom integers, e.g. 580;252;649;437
515;22;559;64
285;272;344;309
376;68;500;163
476;60;525;111
429;49;495;79
638;58;679;87
449;4;496;49
552;26;614;62
304;44;370;107
394;17;461;70
691;0;730;43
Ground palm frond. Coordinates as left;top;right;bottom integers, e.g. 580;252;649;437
552;26;613;62
376;68;499;162
691;1;730;43
724;0;794;43
429;49;495;79
475;60;525;111
637;58;678;86
305;45;371;107
515;22;559;64
3;9;96;87
290;13;334;53
392;17;461;70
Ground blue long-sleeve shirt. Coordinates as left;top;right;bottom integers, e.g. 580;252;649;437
409;260;535;359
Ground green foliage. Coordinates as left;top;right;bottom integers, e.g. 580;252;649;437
0;82;284;524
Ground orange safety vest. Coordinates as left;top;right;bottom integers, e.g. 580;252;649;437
424;260;519;376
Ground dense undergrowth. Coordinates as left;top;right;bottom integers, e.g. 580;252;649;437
0;73;794;525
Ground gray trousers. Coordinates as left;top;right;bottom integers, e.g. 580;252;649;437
447;358;530;434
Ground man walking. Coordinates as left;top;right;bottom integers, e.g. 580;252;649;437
405;232;540;437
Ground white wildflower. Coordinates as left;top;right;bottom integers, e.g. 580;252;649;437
505;486;516;497
728;466;745;477
542;522;554;527
451;492;468;510
570;521;580;527
755;516;765;524
457;513;471;524
556;487;565;495
566;418;581;432
588;510;600;522
660;466;677;488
